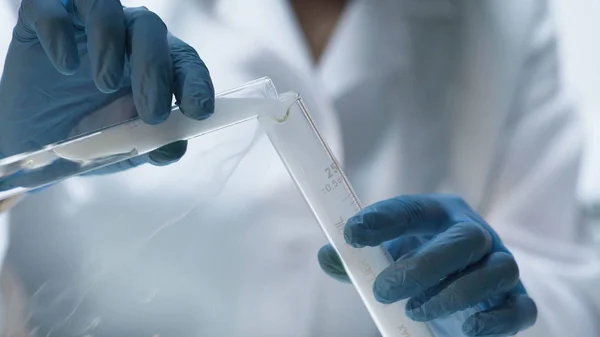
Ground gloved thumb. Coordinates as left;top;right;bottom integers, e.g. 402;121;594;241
317;244;351;283
146;141;188;166
81;140;189;175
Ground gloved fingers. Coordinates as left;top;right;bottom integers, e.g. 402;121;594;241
384;236;424;261
147;141;188;166
317;244;351;283
71;0;126;92
318;237;421;284
373;223;493;303
462;294;537;337
169;33;215;120
124;7;174;125
17;0;80;74
86;141;188;174
343;195;455;248
403;252;520;322
318;237;423;283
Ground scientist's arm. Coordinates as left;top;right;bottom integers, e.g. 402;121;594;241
0;0;215;182
469;4;600;337
317;3;600;337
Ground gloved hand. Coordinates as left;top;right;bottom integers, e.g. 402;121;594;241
0;0;214;189
318;194;537;337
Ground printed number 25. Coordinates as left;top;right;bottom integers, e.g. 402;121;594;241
325;163;338;179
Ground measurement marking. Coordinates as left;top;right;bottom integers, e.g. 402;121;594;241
397;324;411;337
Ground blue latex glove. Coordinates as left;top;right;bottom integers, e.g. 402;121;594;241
318;194;537;337
0;0;214;189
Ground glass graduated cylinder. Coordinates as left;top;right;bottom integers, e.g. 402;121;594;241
265;93;432;337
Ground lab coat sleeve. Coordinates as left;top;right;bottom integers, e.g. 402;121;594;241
480;4;600;336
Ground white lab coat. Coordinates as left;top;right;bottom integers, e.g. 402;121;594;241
1;0;599;336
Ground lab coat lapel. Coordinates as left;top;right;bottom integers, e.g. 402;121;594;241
318;0;457;99
449;1;533;210
214;0;314;76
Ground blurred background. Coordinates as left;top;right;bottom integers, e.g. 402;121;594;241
555;1;600;199
552;0;600;243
